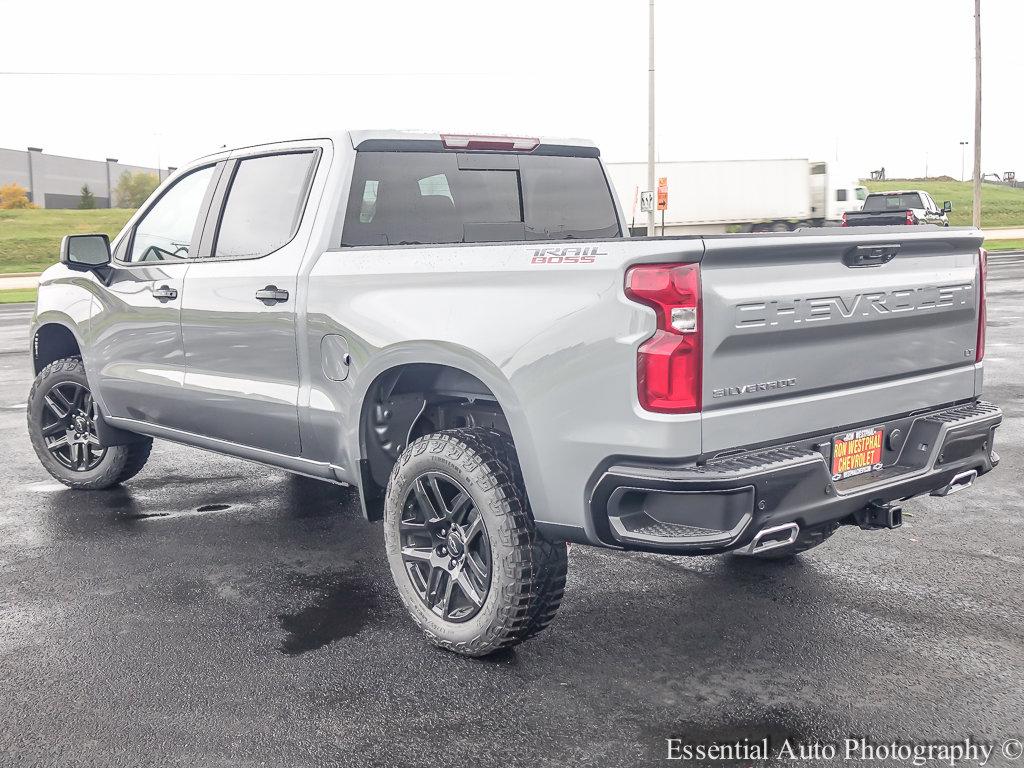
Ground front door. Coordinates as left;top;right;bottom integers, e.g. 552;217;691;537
90;163;222;427
178;148;320;456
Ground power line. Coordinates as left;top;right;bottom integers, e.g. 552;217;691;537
0;70;503;77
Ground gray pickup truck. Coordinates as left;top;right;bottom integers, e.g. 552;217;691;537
28;131;1000;657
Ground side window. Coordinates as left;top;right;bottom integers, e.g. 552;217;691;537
836;189;848;202
214;152;316;259
519;155;619;240
128;166;216;263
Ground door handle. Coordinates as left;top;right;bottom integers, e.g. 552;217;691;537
255;285;289;305
843;243;900;268
152;285;178;301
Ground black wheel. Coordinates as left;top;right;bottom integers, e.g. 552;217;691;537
743;522;840;561
383;427;568;657
27;358;152;490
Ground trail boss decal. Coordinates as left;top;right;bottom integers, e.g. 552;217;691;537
530;246;606;264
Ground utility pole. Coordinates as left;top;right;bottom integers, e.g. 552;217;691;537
972;0;982;228
647;0;656;236
960;141;969;182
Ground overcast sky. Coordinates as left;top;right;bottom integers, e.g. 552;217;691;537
1;0;1021;181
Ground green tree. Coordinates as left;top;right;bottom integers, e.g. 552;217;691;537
78;183;96;209
0;182;35;209
113;171;159;208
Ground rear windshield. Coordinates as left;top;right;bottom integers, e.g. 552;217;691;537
340;151;620;246
863;193;923;211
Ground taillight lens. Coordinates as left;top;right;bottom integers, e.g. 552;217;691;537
977;247;987;362
841;212;848;226
905;209;914;225
624;263;702;413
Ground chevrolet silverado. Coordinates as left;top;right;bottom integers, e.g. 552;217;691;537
28;131;1000;656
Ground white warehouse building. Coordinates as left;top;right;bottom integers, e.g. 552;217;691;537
0;147;168;208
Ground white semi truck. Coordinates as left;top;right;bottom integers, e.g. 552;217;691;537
606;159;867;235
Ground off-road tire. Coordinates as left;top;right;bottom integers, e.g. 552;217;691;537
748;521;840;561
27;357;153;490
383;427;568;657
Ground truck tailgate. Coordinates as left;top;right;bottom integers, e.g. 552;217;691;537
843;212;910;226
699;228;984;454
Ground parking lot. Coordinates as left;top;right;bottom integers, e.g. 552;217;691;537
0;254;1021;767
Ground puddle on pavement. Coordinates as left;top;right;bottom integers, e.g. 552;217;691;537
278;572;377;656
118;501;239;520
196;503;231;513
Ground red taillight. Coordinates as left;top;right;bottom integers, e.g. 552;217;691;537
624;263;702;414
440;134;539;151
841;212;848;226
976;247;987;362
905;209;915;225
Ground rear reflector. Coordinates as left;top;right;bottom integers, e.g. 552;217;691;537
624;263;702;414
977;247;987;362
440;134;539;151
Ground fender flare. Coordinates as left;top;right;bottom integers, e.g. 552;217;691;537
30;312;87;373
346;342;545;520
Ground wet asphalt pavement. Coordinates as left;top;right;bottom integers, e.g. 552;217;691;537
1;257;1022;768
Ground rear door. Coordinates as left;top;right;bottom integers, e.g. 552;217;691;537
699;229;983;453
177;144;323;455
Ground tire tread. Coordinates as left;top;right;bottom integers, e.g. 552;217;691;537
27;357;152;490
385;427;567;656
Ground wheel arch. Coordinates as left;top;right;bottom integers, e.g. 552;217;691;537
32;319;84;375
350;346;537;521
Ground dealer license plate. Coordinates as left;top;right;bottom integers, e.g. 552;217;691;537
831;427;884;481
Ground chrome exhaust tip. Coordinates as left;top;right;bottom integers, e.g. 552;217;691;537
931;469;978;498
742;522;800;555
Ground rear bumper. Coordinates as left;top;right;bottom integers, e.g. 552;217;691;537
588;400;1001;555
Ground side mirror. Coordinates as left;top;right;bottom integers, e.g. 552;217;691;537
942;200;952;213
60;234;111;272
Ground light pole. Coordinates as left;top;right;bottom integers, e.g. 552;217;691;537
972;0;982;228
646;0;656;236
959;141;969;182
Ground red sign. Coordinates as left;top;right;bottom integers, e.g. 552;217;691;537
831;427;884;480
657;176;668;211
